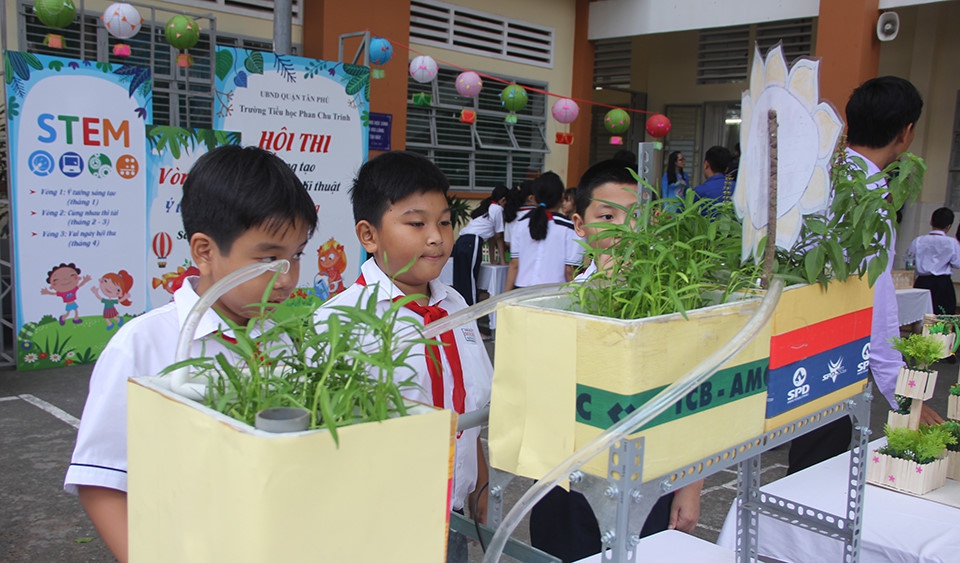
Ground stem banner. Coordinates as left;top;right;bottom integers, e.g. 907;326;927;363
4;52;151;370
213;48;369;301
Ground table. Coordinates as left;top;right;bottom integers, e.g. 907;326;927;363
896;288;933;327
576;530;732;562
717;439;960;562
478;263;509;329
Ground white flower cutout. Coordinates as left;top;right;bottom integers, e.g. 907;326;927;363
734;45;843;263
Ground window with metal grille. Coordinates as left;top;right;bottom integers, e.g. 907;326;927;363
755;18;814;65
163;0;302;23
696;25;750;85
17;2;293;129
406;67;548;192
410;0;554;68
593;38;632;89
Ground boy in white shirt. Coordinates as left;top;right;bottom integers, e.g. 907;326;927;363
63;146;318;562
906;207;960;315
316;151;492;562
528;160;702;562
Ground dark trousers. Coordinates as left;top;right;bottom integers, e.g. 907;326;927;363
529;487;673;563
452;234;482;306
915;274;956;316
787;416;853;475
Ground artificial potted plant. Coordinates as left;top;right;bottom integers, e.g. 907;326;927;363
887;395;922;430
922;318;958;360
891;333;944;401
867;424;955;495
949;382;960;421
127;263;456;562
940;420;960;480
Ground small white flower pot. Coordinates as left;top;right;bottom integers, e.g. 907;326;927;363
926;333;956;359
949;394;960;421
867;451;948;495
887;400;923;431
946;450;960;481
894;367;938;401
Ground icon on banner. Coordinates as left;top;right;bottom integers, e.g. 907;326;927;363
117;154;139;179
88;153;113;178
28;150;55;177
59;152;84;177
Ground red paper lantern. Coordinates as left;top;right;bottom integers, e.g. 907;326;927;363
645;113;672;138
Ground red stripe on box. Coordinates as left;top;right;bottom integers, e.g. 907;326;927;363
770;308;873;369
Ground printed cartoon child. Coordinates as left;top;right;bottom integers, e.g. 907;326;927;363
315;237;348;297
91;270;134;330
41;263;92;325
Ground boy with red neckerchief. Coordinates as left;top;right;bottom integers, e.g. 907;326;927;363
316;151;492;562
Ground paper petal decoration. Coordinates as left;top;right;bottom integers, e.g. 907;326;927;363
43;34;65;49
112;43;132;57
504;114;518;124
610;136;624;145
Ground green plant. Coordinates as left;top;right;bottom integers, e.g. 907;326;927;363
573;184;762;320
890;333;945;372
880;423;956;464
447;194;472;231
940;421;960;452
892;394;913;415
950;383;960;397
773;146;925;287
161;269;435;446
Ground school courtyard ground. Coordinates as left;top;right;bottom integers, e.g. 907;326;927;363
1;340;952;562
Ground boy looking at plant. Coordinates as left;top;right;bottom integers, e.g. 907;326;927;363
64;146;318;562
526;160;703;563
788;76;940;474
317;151;491;562
906;207;960;316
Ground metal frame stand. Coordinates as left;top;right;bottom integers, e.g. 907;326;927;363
482;387;872;562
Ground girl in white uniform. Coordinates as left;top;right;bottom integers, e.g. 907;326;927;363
451;185;508;306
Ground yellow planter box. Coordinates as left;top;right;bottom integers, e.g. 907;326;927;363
127;379;456;562
489;295;771;482
763;278;873;430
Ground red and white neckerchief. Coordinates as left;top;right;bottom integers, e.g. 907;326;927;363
356;274;466;415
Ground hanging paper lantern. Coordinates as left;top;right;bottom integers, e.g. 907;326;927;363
409;55;438;83
645;113;672;138
165;14;201;68
33;0;76;49
604;108;631;145
368;36;392;79
500;85;528;124
455;71;483;98
411;93;432;107
102;3;142;58
551;98;580;124
460;109;477;125
555;132;574;145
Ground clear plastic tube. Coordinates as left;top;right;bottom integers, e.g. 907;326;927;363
167;260;290;400
481;278;784;562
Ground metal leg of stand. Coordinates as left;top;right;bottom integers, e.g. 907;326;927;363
486;468;514;529
735;454;762;563
843;387;872;563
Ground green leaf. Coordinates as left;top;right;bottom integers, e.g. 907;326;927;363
244;52;264;75
47;60;63;72
345;75;368;97
215;49;234;81
74;537;94;544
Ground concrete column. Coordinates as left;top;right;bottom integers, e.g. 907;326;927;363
815;0;881;114
568;0;595;187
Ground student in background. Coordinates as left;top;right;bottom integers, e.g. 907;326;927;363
452;185;508;308
660;151;689;199
505;172;583;290
692;146;735;204
907;207;960;315
561;186;577;217
503;179;536;251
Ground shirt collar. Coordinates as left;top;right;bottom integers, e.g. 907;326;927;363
359;257;448;306
173;277;234;341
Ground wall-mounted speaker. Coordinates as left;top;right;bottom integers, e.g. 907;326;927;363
877;11;900;42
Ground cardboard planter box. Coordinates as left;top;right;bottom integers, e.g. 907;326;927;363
895;367;938;401
949;394;960;421
764;278;873;430
867;451;948;495
489;294;771;482
127;379;456;562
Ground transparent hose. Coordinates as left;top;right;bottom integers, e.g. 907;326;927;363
482;278;784;562
168;260;290;400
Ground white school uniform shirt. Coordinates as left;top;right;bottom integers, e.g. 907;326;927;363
574;261;598;282
504;206;534;246
315;258;493;511
906;230;960;276
65;278;238;494
459;202;504;241
511;211;584;287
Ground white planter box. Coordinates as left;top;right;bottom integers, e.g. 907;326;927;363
949;394;960;421
894;367;938;401
886;400;922;430
867;451;948;495
947;450;960;481
925;333;956;359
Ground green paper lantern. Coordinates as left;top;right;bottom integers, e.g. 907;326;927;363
33;0;76;29
604;108;631;135
165;14;200;51
500;85;528;114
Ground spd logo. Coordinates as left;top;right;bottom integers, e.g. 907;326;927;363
822;357;846;384
788;367;810;404
858;342;870;375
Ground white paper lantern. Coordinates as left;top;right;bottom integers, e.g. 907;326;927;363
102;2;142;40
409;55;438;84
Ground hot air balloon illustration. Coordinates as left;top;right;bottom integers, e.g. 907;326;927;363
152;231;172;268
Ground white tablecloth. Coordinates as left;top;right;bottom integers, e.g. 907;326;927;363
717;439;960;562
896;288;933;326
478;264;508;330
576;530;732;562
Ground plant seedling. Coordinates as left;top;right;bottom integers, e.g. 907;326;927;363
890;333;945;372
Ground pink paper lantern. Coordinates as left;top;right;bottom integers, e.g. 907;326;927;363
551;98;579;124
409;55;438;83
455;71;483;98
645;113;672;138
